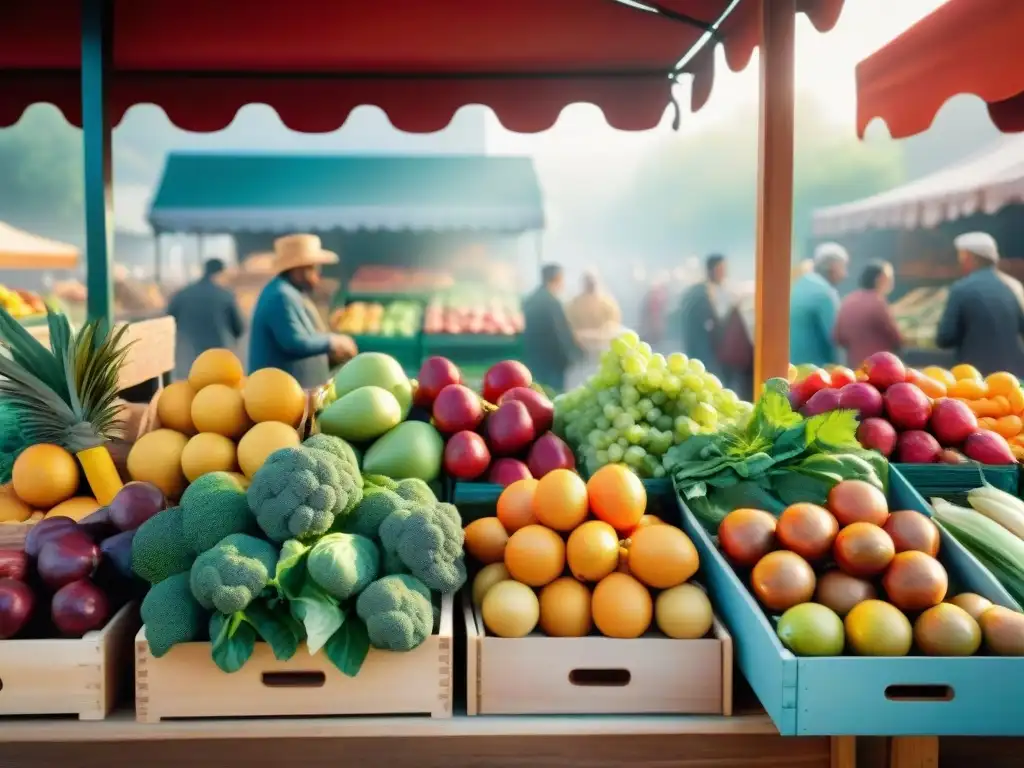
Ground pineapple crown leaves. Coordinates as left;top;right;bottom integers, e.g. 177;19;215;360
0;306;134;452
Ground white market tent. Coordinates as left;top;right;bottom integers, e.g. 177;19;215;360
813;134;1024;237
0;221;79;270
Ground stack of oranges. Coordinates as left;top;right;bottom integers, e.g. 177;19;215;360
463;466;712;640
920;366;1024;459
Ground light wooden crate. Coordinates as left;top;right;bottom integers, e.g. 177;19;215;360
464;595;733;716
0;603;138;720
135;593;454;723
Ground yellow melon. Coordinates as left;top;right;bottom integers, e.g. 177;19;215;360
191;384;251;439
12;444;79;508
127;428;189;499
181;432;238;482
188;348;244;390
46;496;101;521
223;471;251;489
157;381;197;435
243;368;306;426
0;484;33;523
237;421;300;478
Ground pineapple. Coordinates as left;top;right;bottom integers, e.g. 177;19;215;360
0;308;131;505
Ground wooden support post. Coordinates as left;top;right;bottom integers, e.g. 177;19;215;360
752;0;797;393
81;0;114;327
889;736;938;768
829;736;856;768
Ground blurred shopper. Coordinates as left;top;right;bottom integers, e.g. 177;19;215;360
567;269;622;340
639;271;670;351
835;260;901;369
937;232;1024;376
248;234;357;388
679;254;727;377
523;263;583;392
790;243;848;367
167;258;245;381
716;282;755;401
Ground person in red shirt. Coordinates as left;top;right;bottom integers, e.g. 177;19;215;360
835;261;902;370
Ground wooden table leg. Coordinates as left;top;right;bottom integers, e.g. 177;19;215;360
890;736;938;768
830;736;856;768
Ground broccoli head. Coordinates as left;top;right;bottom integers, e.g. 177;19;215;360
355;574;433;651
363;474;397;492
393;478;436;507
141;572;209;657
247;445;362;542
343;486;404;540
189;533;279;614
306;532;380;601
379;499;466;593
303;434;363;487
180;472;257;554
131;506;195;584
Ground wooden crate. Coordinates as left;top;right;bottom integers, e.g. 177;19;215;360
464;595;733;716
135;593;454;722
0;603;138;720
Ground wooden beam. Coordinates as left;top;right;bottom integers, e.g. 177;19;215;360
81;0;115;327
752;0;797;393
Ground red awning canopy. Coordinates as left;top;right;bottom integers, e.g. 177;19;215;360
0;0;844;134
856;0;1024;139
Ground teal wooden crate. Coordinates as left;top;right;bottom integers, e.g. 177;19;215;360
894;463;1019;506
677;467;1024;736
451;481;504;523
421;334;523;369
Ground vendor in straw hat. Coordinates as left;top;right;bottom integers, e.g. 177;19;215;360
248;234;357;387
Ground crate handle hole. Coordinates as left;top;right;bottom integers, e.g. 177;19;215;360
568;669;631;687
261;672;326;688
884;684;954;702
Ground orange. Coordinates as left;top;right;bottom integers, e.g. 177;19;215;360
923;366;956;387
13;444;79;509
628;514;663;536
914;376;946;399
979;416;998;431
952;364;983;381
464;517;510;565
949;379;987;400
993;415;1024;440
586;464;647;532
539;577;593;637
533;469;588;532
566;520;621;582
1008;387;1024;414
626;524;700;589
591;572;653;638
504;524;566;587
992;395;1013;417
496;478;540;533
986;372;1021;397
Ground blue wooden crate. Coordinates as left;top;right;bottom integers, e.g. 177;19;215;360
677;467;1024;736
451;481;504;523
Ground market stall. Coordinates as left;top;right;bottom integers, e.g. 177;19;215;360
0;220;76;322
9;1;970;767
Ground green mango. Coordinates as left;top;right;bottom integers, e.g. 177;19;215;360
362;421;444;482
333;352;412;416
317;386;402;442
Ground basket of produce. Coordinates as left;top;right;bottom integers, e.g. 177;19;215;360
126;350;315;502
0;479;164;719
421;289;524;368
788;354;1021;503
669;380;1024;736
462;464;732;716
330;300;423;373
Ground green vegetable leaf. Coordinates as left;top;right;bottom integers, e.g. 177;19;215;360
731;452;776;479
210;612;256;674
754;388;802;435
770;423;810;462
324;618;371;678
770;468;837;507
275;539;311;600
245;599;302;662
290;580;345;654
806;409;861;450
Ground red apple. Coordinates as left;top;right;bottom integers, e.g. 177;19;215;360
829;366;857;389
487;458;533;486
415;356;462;408
526;433;576;478
443;431;491;480
482;361;533;404
791;369;832;409
432;384;484;435
498;387;554;433
486;400;537;456
862;352;907;392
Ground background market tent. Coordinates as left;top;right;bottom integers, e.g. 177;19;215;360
0;0;848;384
813;133;1024;237
857;0;1024;138
0;221;78;270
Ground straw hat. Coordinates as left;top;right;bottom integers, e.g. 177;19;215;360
271;234;338;274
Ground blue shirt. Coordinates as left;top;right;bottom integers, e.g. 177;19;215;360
248;276;331;388
790;272;840;368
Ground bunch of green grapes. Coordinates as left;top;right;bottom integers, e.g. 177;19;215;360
553;331;752;479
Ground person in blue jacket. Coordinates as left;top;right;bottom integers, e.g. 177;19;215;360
248;234;356;387
789;243;848;367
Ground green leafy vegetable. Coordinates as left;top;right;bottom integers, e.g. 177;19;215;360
325;618;371;678
210;612;257;674
666;380;887;533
